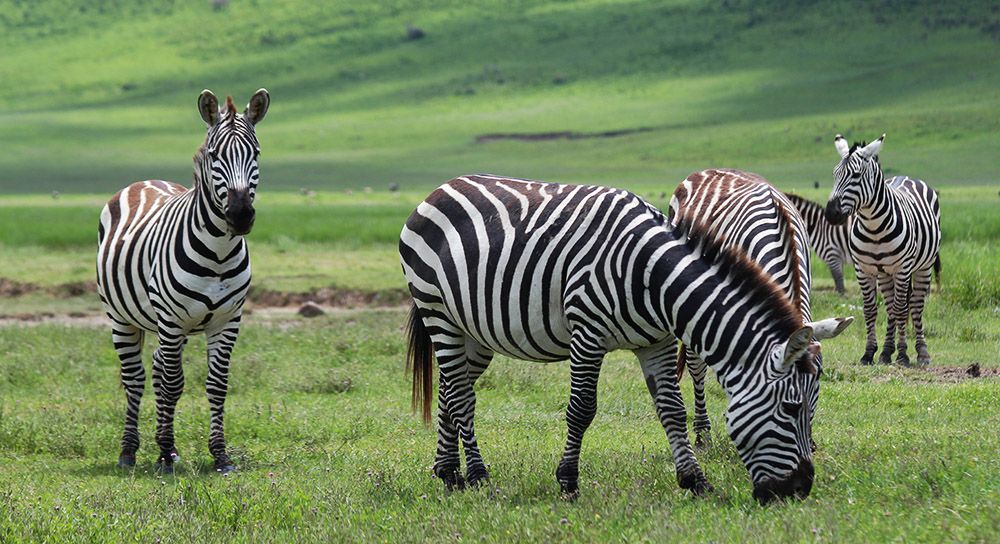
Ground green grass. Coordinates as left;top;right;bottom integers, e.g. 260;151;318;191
0;309;997;542
1;0;998;193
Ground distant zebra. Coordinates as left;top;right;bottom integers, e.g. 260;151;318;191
400;174;852;503
669;169;852;448
826;134;941;366
781;192;852;295
97;89;269;472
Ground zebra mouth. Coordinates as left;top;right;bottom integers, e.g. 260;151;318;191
752;459;814;504
824;199;849;225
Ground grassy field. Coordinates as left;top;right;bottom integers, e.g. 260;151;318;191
1;0;999;542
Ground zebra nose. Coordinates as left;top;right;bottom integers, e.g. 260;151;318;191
225;194;255;235
824;198;846;225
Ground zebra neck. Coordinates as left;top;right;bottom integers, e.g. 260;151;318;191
855;176;894;230
646;237;776;383
187;182;245;260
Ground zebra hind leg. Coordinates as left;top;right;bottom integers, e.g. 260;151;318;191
152;328;187;474
910;269;933;366
857;273;879;364
429;327;479;491
462;340;494;488
636;339;712;497
686;349;712;449
113;325;145;468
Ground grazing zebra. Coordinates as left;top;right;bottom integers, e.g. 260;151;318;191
400;174;852;503
668;169;852;448
825;134;941;366
96;89;269;473
781;192;853;296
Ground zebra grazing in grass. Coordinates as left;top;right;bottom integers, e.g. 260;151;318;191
782;192;853;296
400;174;852;503
97;89;269;473
669;169;852;449
826;134;941;366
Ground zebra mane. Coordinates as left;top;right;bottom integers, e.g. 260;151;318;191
672;216;803;336
782;192;820;213
848;141;880;164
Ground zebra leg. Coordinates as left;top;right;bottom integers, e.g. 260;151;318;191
556;334;606;499
893;275;913;367
828;258;846;296
877;275;897;365
205;320;240;473
636;339;712;496
113;325;145;468
462;339;494;487
152;328;187;474
911;268;933;366
857;272;879;365
687;348;712;449
429;326;474;491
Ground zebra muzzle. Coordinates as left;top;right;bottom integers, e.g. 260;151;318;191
824;198;848;225
752;458;814;504
225;196;255;235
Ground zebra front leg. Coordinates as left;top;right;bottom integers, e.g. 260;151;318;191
877;275;897;365
910;268;933;366
686;347;712;449
857;272;879;365
636;340;712;496
152;328;187;474
113;325;145;468
206;321;240;473
556;336;605;500
892;274;913;367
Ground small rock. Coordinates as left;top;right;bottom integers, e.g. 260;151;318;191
298;301;325;318
814;181;820;189
388;182;399;193
966;363;981;378
406;23;425;41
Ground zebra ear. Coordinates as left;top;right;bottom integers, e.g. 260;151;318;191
857;134;885;159
834;134;849;159
808;316;854;340
198;90;220;127
244;88;270;126
780;326;814;371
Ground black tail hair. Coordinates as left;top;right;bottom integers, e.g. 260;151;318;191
933;254;942;291
405;302;434;425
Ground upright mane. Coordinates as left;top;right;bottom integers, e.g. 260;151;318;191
782;192;821;214
673;215;802;337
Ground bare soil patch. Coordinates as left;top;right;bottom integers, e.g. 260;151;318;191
475;126;654;143
922;363;999;382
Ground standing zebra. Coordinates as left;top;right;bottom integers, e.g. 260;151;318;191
825;134;941;366
781;192;853;296
400;174;852;503
97;89;269;473
668;169;852;448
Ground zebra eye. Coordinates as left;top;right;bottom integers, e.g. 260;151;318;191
850;172;862;180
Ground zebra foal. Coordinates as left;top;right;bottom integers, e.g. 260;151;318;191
97;89;269;472
400;174;852;503
825;134;941;366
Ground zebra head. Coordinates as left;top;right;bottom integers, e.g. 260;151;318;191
732;316;853;504
196;89;270;235
825;133;884;225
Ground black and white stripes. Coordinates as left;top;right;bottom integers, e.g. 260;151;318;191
401;174;850;502
96;89;269;473
782;192;853;295
826;134;941;366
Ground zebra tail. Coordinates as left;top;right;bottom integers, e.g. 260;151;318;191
933;254;941;290
405;302;434;425
676;343;687;382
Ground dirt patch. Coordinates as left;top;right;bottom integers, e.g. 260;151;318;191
0;278;42;296
248;286;409;308
921;364;999;382
476;126;654;143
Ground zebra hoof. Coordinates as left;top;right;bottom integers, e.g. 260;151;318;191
466;466;490;488
215;464;237;475
859;351;876;365
694;431;712;450
560;488;580;502
437;468;465;492
170;449;181;463
878;351;894;365
155;458;175;475
678;471;713;496
117;453;136;469
895;354;911;367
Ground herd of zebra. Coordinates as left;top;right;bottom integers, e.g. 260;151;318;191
95;90;942;504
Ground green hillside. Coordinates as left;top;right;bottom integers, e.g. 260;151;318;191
1;0;998;193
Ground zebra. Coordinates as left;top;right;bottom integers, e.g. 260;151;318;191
668;169;851;449
400;174;853;503
96;89;269;473
825;134;941;366
781;192;853;296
